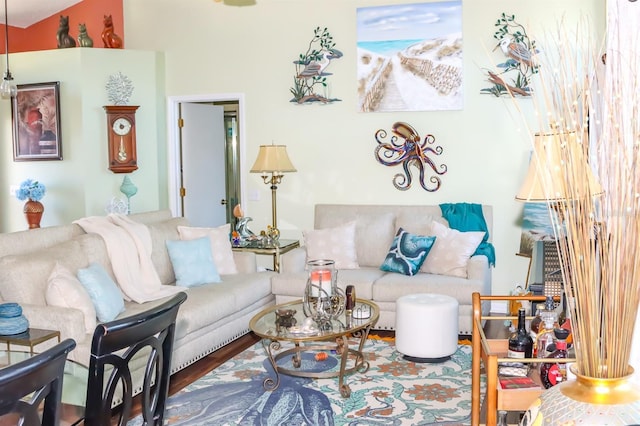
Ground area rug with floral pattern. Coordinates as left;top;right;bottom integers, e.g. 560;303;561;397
129;338;483;426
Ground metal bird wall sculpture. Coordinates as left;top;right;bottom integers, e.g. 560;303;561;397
481;13;539;97
290;27;343;104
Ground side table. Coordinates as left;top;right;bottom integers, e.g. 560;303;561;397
232;239;300;272
0;328;61;354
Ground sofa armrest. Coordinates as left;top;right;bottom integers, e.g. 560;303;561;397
233;251;257;273
468;255;492;294
280;247;307;274
20;304;88;343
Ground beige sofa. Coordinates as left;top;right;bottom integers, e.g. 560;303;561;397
271;204;493;334
0;210;275;374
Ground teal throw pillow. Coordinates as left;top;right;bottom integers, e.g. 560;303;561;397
380;228;436;276
166;237;221;287
77;262;125;322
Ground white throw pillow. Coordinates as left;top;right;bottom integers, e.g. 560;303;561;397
178;224;238;275
304;221;359;269
421;221;485;278
46;262;97;334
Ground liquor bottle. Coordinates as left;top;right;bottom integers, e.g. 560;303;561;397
533;296;559;358
540;328;570;388
529;305;542;343
536;317;556;361
539;296;558;328
508;308;533;359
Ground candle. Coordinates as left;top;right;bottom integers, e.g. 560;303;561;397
310;269;332;297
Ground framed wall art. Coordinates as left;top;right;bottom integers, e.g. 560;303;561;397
357;1;463;112
12;81;62;161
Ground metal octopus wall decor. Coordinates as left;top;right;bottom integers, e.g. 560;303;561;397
374;122;447;192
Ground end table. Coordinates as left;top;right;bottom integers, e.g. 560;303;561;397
0;328;61;354
232;239;300;272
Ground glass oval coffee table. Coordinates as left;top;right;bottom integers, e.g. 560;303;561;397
249;299;379;398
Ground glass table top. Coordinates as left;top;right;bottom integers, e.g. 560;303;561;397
250;299;379;341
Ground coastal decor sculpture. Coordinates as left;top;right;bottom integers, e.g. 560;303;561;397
233;204;256;240
119;175;137;214
374;121;447;192
481;13;539;97
290;27;343;104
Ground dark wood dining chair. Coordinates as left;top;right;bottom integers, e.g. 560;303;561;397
82;291;187;426
0;338;76;426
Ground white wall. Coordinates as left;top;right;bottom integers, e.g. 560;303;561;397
0;48;165;230
0;1;603;297
123;0;602;295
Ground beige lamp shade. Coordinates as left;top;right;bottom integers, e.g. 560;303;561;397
250;145;297;174
516;131;603;202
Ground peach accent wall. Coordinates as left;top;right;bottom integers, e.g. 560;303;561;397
0;0;123;53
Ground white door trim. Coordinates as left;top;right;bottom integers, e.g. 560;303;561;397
166;93;247;219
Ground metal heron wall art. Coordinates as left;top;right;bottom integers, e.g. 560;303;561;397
374;122;447;192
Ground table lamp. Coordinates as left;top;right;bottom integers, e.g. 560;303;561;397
250;144;296;240
516;131;602;203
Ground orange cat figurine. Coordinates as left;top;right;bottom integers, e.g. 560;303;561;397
101;15;123;49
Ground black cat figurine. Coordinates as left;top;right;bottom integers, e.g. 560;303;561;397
56;15;76;48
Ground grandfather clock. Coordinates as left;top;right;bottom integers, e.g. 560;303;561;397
104;105;139;173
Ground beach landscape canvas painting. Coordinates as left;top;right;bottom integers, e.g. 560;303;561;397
519;202;556;256
357;1;463;112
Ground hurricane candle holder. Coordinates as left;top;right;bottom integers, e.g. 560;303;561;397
303;259;345;325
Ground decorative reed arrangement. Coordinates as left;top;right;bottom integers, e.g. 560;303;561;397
516;22;640;379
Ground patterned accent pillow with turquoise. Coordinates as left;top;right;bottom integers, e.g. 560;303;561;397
380;228;436;276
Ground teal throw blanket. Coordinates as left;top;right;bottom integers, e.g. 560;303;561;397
439;203;496;266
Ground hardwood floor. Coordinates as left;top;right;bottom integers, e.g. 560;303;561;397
168;332;261;396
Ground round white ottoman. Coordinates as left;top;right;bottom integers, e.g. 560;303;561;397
395;293;459;362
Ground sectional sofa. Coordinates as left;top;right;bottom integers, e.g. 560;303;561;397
0;209;275;375
0;203;492;380
271;204;494;334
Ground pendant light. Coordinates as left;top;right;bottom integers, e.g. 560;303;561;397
0;0;16;99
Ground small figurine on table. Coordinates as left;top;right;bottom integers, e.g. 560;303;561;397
233;204;256;240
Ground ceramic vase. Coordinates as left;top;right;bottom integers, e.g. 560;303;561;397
520;365;640;425
23;199;44;229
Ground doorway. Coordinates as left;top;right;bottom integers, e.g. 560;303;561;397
166;93;246;225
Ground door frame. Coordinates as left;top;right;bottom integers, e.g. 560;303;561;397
166;93;247;219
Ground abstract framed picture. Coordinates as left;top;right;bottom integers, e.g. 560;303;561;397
12;81;63;161
357;1;463;112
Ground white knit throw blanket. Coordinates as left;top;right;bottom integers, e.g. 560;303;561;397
74;214;185;303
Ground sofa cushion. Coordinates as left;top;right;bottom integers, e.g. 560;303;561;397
304;221;359;269
120;271;274;341
166;237;220;287
77;262;125;322
147;217;189;285
46;262;97;334
380;228;436;276
0;238;88;306
373;271;486;305
421;221;485;278
177;224;238;275
355;213;396;268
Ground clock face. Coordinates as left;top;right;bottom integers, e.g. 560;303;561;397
113;118;132;136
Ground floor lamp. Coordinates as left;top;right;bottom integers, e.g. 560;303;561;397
250;144;296;240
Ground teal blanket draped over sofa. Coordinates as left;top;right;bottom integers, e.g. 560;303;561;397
440;203;496;266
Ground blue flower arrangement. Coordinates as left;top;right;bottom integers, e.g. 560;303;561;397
16;179;46;202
